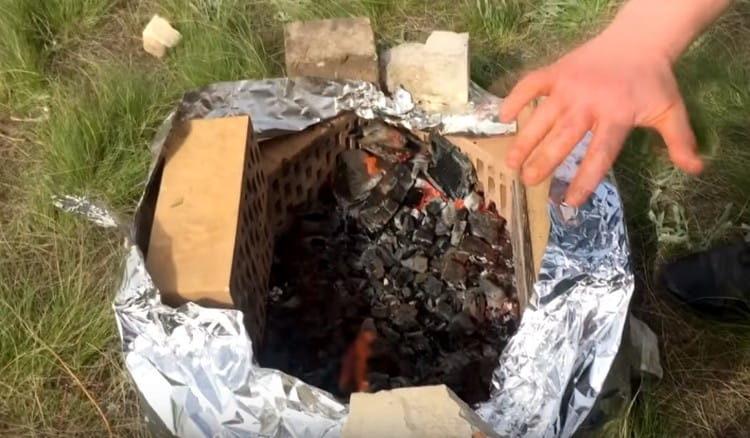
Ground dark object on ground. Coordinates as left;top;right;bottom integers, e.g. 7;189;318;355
660;240;750;319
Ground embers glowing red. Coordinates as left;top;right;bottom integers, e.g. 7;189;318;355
339;319;377;393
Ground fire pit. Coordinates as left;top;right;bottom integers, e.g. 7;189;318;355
254;115;537;405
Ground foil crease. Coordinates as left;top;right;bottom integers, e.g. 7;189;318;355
59;79;635;437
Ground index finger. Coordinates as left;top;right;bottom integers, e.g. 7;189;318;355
500;69;552;123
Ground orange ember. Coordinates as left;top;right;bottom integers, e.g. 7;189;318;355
364;156;380;177
339;320;377;393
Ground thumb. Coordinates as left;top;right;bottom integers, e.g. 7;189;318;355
651;99;704;175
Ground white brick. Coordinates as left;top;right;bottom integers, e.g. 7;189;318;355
142;15;181;59
385;31;469;112
342;385;498;438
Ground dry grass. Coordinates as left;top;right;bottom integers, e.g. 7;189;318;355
1;0;749;436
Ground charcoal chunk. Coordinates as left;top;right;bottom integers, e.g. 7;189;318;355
427;135;477;198
334;149;384;205
451;221;467;246
414;228;435;246
426;199;445;217
459;235;497;264
423;275;443;297
441;255;467;289
449;310;476;335
401;254;429;273
468;210;506;245
435;220;451;236
391;303;418;329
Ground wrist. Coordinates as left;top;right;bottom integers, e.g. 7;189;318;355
599;0;732;64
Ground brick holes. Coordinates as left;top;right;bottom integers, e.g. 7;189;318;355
488;176;496;195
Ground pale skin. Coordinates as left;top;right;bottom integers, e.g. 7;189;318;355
501;0;733;206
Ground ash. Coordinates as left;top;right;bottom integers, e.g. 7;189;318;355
259;123;519;405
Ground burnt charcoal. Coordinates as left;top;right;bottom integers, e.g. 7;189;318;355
401;254;428;273
401;287;413;299
435;299;456;321
414;272;428;284
389;377;411;388
334;150;384;205
420;213;436;230
377;322;401;342
413;228;435;246
405;331;430;352
450;221;467;246
393;267;414;288
449;310;476;336
463;289;486;323
459;235;497;264
391;303;418;329
404;187;424;207
456;208;469;222
441;254;467;289
423;275;443;297
441;202;457;226
435;220;451;237
361;121;407;149
427;135;477;198
425;199;445;217
362;143;413;163
393;209;416;233
436;236;451;251
468;210;506;245
368;372;391;392
479;275;508;303
359;198;400;233
462;192;483;212
409;208;423;222
371;257;386;279
482;344;499;358
372;304;388;319
261;128;519;406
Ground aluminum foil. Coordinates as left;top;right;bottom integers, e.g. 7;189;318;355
174;77;515;139
59;79;637;437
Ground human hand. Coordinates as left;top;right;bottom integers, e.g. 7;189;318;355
500;33;704;206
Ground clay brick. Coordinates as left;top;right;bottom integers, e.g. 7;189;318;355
284;17;379;84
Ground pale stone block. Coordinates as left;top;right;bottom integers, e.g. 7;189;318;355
284;17;379;84
385;31;470;112
142;15;181;59
342;385;498;438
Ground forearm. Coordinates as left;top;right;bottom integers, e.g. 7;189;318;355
601;0;732;62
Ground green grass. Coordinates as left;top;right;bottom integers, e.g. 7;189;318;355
1;0;749;435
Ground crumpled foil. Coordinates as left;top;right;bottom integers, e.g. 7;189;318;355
175;77;515;139
59;79;639;437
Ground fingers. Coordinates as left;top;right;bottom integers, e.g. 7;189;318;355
651;100;703;175
520;112;592;185
500;69;553;122
564;123;630;206
506;98;561;170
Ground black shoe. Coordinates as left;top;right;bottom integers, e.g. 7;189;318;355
659;240;750;319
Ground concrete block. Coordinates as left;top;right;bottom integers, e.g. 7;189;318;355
385;31;469;112
342;385;498;438
284;17;379;84
142;15;181;59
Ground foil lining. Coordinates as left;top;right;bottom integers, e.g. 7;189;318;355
59;79;637;437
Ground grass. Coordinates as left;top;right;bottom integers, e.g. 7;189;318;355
1;0;749;435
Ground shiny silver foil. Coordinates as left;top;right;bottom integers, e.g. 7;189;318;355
59;79;639;437
175;77;515;139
